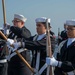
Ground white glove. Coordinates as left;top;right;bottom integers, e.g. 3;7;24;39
3;23;10;35
7;42;20;52
7;38;14;45
12;42;21;52
7;44;16;52
46;57;59;67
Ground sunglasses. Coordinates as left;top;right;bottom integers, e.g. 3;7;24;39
12;20;21;23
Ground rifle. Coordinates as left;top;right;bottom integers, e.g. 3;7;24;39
46;19;53;75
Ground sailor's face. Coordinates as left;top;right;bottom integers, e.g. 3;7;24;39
36;22;46;35
12;18;23;28
67;26;75;38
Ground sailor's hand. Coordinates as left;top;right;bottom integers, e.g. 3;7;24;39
13;42;21;48
7;44;16;52
46;57;59;67
7;42;20;52
12;46;18;52
7;38;14;45
3;23;10;35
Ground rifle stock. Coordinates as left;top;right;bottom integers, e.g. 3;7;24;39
46;19;53;75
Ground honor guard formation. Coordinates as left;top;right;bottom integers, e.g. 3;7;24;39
0;13;75;75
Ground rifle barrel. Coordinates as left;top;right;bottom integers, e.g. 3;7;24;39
46;19;53;75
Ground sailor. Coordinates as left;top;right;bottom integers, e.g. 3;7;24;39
7;14;31;75
7;17;55;75
60;23;68;43
0;30;8;75
46;19;75;75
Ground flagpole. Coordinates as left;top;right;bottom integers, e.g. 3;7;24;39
2;0;6;26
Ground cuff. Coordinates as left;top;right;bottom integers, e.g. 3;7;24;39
57;61;62;67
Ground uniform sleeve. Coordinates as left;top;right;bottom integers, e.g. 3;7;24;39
23;38;46;51
61;61;75;72
10;26;31;38
21;27;31;38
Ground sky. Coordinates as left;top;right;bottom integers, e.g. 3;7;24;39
0;0;75;36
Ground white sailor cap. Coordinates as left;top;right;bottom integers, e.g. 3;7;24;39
66;19;75;26
14;14;27;22
35;17;51;23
